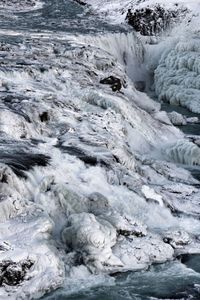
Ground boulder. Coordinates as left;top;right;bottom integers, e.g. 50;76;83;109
100;76;122;92
126;5;188;36
0;260;34;286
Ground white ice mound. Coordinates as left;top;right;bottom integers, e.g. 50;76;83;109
168;111;187;126
0;215;64;299
113;235;174;271
155;39;200;113
164;140;200;165
0;109;34;140
61;211;173;273
61;213;123;273
167;112;198;125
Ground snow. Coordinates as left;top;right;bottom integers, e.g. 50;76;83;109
1;0;200;298
168;111;187;125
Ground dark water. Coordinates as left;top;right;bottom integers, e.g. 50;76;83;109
161;103;200;136
0;0;125;34
43;258;200;300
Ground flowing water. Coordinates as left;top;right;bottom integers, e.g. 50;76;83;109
44;259;200;300
1;1;200;299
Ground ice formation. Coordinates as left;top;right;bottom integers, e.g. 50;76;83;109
1;0;200;298
155;39;200;113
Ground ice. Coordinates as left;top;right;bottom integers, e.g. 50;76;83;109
1;1;200;298
155;38;200;113
141;185;163;206
113;234;174;270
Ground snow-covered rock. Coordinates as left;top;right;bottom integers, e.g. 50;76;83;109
168;111;187;125
0;0;43;11
113;235;174;270
126;4;189;36
163;230;191;249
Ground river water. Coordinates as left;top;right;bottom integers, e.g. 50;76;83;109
43;258;200;300
1;1;200;299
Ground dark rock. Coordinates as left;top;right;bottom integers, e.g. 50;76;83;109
100;76;122;92
39;111;49;122
117;229;145;237
39;66;48;73
0;259;34;286
126;5;189;36
73;0;86;6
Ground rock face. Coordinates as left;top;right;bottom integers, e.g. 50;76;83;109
0;260;34;286
100;76;122;92
73;0;87;5
126;5;189;36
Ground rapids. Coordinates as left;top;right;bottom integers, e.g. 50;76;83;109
1;0;200;299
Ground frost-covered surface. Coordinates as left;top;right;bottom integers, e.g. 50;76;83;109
168;111;199;126
155;38;200;113
1;0;200;299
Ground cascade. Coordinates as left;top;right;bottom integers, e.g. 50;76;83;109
73;32;146;81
